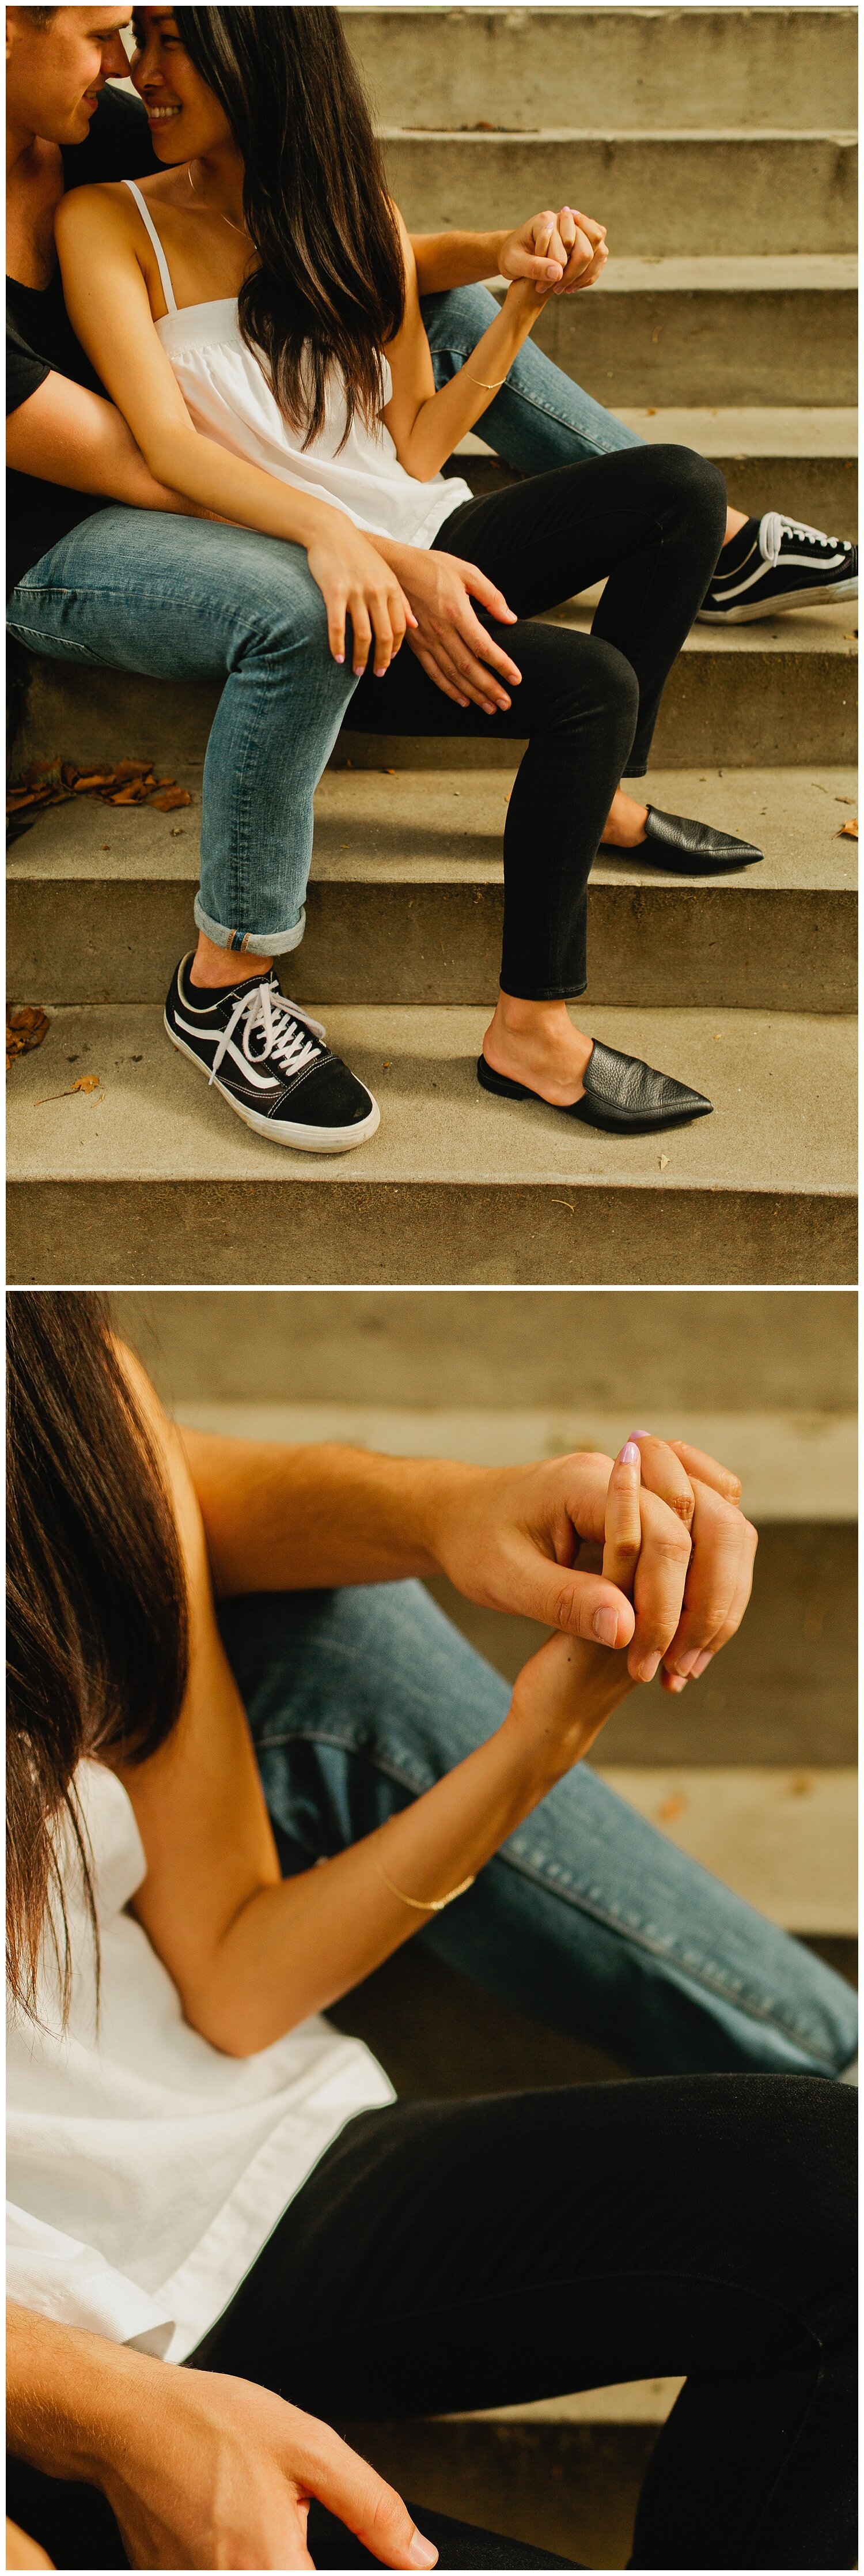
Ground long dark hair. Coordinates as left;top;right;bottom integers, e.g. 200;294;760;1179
6;1293;189;2020
175;6;406;449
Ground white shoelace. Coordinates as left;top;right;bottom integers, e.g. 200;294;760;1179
759;510;844;566
209;979;328;1087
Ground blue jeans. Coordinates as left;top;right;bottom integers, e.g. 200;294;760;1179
7;290;646;955
218;1578;857;2081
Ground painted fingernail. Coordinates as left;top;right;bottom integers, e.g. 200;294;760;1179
617;1441;641;1466
631;1429;651;1438
410;2537;439;2568
673;1649;699;1678
666;1674;688;1694
593;1606;619;1646
636;1650;661;1683
691;1650;714;1678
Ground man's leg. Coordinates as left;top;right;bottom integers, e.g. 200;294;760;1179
218;1582;858;2082
7;509;382;1151
422;285;857;620
7;507;357;960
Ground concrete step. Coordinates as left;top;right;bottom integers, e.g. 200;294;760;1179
14;601;858;779
382;130;858;256
592;1767;857;1932
532;255;857;407
113;1283;857;1413
9;768;856;1013
459;409;858;533
339;603;858;769
7;1001;856;1285
337;2412;658;2570
343;6;857;134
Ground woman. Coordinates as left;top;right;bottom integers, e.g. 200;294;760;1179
6;1295;856;2571
52;6;759;1153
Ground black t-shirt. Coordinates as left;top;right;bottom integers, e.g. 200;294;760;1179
6;85;159;595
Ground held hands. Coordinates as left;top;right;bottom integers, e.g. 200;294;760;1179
499;205;608;300
428;1434;757;1692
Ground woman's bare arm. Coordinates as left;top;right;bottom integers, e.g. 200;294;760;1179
115;1349;640;2057
382;210;557;481
55;184;374;549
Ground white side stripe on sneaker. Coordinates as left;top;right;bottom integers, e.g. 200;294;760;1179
180;982;329;1092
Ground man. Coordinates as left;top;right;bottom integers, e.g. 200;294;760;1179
7;14;857;1142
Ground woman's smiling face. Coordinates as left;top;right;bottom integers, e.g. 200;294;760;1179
130;8;233;158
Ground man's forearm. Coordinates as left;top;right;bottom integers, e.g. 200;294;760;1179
411;226;506;294
181;1429;468;1597
6;2304;159;2487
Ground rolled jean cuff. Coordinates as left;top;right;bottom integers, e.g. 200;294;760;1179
193;897;306;957
499;976;588;1002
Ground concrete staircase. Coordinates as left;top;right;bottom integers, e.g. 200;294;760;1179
6;6;857;1287
116;1283;857;2567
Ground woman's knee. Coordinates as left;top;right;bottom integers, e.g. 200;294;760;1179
643;441;727;541
581;634;641;747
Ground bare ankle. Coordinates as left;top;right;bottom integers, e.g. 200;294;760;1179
188;936;273;991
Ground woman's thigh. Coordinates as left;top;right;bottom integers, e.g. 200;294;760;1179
191;2073;855;2422
438;446;723;622
6;505;337;681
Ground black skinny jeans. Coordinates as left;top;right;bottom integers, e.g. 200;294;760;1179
350;444;727;998
9;2075;855;2572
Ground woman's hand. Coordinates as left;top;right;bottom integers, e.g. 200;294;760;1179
98;2361;438;2573
304;522;416;675
506;1440;643;1770
5;2522;52;2570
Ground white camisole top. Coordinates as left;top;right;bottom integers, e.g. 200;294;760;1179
6;1761;393;2363
124;179;474;549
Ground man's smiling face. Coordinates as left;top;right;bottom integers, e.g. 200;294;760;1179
6;5;132;146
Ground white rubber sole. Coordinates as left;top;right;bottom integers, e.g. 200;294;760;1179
698;573;858;623
165;1017;381;1153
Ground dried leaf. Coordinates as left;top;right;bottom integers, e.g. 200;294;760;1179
37;1073;103;1105
73;770;116;791
839;818;858;839
151;785;191;810
657;1793;687;1823
112;757;153;780
6;1005;50;1069
109;781;150;804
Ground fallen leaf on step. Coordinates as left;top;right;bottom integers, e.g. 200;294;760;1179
36;1074;103;1105
151;785;192;810
657;1793;687;1823
645;407;657;416
658;1154;669;1170
6;1005;50;1070
838;818;858;838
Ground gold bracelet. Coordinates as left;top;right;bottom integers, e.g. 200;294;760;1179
373;1833;476;1913
465;372;507;391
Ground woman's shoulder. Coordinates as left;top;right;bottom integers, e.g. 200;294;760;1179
54;177;142;244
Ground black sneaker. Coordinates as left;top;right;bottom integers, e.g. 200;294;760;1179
698;512;858;622
165;956;380;1151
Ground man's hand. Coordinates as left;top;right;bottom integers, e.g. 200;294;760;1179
101;2367;438;2573
498;206;608;296
426;1439;756;1687
377;540;523;713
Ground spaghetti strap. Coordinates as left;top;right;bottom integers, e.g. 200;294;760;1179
123;178;177;315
